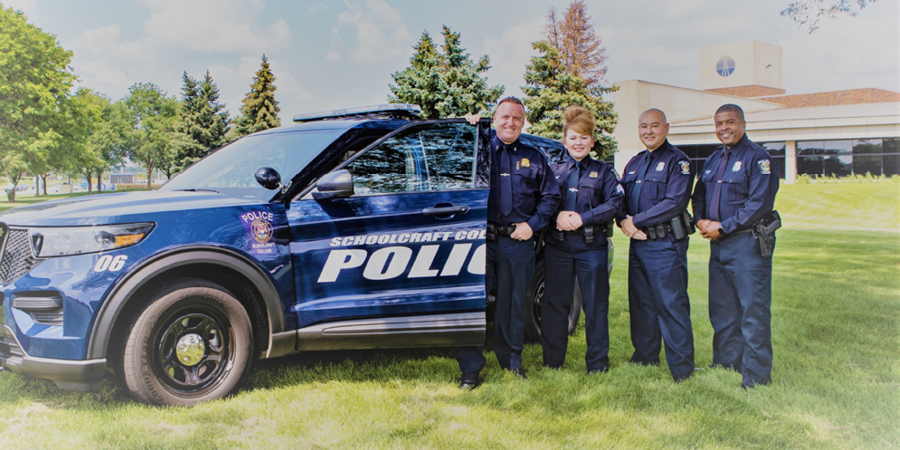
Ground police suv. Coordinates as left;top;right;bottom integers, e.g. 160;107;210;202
0;105;610;406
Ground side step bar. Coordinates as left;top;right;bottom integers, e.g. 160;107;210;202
267;312;485;358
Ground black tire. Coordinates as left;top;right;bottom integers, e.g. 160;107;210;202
524;259;582;343
119;280;253;406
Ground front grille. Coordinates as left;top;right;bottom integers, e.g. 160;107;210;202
0;325;24;360
0;229;45;285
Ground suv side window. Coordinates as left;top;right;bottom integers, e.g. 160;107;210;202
346;123;476;195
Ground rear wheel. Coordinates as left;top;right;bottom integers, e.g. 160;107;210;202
524;259;582;342
119;280;253;406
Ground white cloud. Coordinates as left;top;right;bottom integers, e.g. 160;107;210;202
482;18;545;97
306;2;328;14
334;0;413;65
326;52;340;62
66;0;294;104
1;0;39;18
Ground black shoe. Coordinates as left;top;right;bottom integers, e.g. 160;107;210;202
587;366;609;375
510;368;527;379
673;374;692;383
458;371;481;390
542;364;561;370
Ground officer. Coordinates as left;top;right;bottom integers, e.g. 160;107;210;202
457;97;560;389
617;108;696;381
692;104;780;389
541;105;623;373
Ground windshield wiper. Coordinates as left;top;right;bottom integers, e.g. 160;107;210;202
174;188;220;193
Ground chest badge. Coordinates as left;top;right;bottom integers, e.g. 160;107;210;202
655;161;665;172
758;159;771;174
732;161;742;172
679;160;690;174
521;158;530;168
589;171;599;179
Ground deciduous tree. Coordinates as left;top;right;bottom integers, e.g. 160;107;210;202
124;83;179;189
781;0;877;33
522;41;617;159
389;26;504;119
0;6;77;201
544;1;609;93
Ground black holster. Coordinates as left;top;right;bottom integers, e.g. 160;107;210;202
751;210;781;257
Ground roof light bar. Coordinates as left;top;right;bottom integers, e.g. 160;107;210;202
293;104;422;123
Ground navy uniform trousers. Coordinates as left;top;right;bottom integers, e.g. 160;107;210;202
540;234;610;371
709;231;774;386
628;236;694;379
457;234;535;372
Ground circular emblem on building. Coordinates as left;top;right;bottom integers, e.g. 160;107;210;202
250;217;274;243
716;56;735;77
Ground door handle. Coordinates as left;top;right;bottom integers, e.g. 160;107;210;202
422;204;469;217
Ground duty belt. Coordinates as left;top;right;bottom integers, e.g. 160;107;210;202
642;210;695;241
486;223;517;241
549;221;613;244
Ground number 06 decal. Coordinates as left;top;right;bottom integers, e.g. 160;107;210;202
94;254;128;272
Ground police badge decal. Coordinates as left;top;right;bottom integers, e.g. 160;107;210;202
240;210;276;254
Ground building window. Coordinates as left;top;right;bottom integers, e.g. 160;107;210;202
796;138;899;178
758;142;786;179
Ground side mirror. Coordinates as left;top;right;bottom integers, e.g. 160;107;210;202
255;167;281;190
312;170;354;200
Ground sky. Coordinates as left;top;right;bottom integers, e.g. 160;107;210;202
3;0;898;124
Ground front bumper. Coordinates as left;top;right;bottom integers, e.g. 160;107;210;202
0;325;106;392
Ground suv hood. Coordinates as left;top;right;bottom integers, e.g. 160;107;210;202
0;191;261;226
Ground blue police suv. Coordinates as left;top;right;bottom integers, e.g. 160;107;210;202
0;105;609;405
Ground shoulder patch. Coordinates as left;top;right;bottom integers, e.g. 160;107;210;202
758;159;771;174
679;160;690;174
616;184;624;194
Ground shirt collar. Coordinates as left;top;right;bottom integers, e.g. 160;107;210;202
492;136;519;152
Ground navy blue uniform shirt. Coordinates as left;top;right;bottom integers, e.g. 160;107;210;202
618;140;694;229
691;134;779;234
551;156;623;226
488;136;561;232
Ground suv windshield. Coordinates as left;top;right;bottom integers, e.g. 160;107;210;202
160;131;340;200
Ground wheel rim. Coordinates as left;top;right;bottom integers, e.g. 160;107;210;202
153;308;234;395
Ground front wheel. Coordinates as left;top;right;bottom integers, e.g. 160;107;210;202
119;280;253;406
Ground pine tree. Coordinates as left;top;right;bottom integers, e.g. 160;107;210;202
544;1;609;92
234;55;280;136
389;26;504;119
174;71;230;172
522;41;617;159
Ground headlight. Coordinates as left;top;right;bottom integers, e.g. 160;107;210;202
28;223;155;257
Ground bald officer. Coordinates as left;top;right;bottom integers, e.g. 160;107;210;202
617;108;695;381
457;97;560;389
692;104;780;389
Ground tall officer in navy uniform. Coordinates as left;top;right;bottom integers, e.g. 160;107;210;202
541;106;623;373
617;108;696;381
692;104;780;389
457;97;561;388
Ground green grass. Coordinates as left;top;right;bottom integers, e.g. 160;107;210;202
0;184;897;449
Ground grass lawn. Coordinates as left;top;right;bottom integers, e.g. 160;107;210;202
0;184;897;449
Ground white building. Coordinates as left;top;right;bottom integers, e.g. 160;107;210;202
612;41;900;183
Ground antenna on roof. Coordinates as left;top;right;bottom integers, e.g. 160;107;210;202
293;104;422;123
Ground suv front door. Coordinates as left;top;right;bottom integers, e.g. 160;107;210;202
286;121;489;348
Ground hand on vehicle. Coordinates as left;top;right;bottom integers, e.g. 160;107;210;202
464;113;481;125
511;222;533;241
